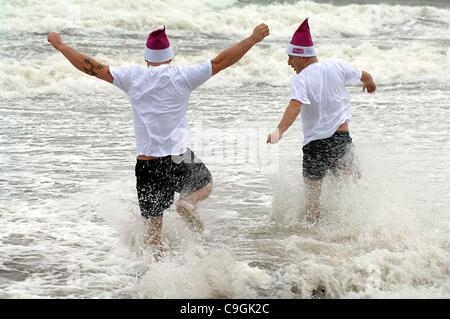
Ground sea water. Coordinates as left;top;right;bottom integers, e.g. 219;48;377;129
0;0;449;298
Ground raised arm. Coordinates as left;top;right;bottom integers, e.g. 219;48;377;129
47;32;113;83
211;24;270;76
267;100;302;144
361;71;376;93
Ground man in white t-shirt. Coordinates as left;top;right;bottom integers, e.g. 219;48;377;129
47;23;270;254
267;18;376;224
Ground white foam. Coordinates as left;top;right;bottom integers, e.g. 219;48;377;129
269;144;450;298
2;0;449;98
137;248;271;298
2;0;450;39
1;41;449;99
1;0;449;299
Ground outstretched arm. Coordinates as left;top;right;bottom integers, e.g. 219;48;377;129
211;24;270;76
361;71;376;93
47;32;113;83
267;100;301;144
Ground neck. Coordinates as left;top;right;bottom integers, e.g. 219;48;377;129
304;57;318;68
298;57;319;73
146;60;172;67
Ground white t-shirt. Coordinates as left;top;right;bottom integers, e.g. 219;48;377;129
110;61;212;156
290;59;362;146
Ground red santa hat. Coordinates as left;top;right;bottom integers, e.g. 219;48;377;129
286;18;317;57
144;25;174;63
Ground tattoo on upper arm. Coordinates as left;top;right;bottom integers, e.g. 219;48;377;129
83;58;96;76
83;58;104;76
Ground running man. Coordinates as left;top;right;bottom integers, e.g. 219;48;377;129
267;18;376;224
47;23;270;252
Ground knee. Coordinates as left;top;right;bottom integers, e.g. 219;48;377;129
201;181;213;199
183;181;213;204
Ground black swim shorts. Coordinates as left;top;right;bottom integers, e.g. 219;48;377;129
302;131;356;181
135;148;212;218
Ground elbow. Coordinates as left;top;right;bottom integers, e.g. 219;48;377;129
361;70;372;83
288;100;302;113
291;104;301;113
211;59;224;76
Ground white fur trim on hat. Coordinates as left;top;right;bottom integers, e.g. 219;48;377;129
144;46;174;63
286;44;316;57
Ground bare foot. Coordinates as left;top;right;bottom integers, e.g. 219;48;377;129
176;200;204;233
146;241;165;261
305;211;320;225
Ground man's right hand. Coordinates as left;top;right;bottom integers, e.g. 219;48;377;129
361;71;376;93
211;23;270;76
250;23;270;43
363;80;376;93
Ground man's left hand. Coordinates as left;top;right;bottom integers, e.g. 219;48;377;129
267;129;282;144
47;32;64;50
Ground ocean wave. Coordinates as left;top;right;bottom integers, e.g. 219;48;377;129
2;0;449;40
1;42;448;98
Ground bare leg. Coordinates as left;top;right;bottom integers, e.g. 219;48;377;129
176;182;213;232
181;182;213;205
304;178;322;225
336;145;361;180
146;216;163;259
